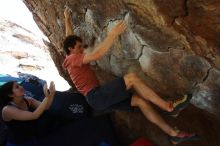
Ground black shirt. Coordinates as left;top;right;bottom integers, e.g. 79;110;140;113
5;98;37;144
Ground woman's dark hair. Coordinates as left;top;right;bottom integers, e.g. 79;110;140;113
0;81;14;107
63;35;82;55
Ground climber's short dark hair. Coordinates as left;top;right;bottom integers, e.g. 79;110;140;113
63;35;82;55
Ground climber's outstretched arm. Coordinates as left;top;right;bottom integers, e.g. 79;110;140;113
64;7;74;37
83;21;127;64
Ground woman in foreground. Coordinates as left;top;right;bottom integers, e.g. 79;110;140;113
0;81;55;146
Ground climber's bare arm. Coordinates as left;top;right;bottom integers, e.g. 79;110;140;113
64;7;74;37
83;21;127;64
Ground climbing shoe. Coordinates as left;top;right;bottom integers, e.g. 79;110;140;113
170;131;200;145
167;94;192;117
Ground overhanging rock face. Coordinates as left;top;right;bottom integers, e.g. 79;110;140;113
23;0;220;145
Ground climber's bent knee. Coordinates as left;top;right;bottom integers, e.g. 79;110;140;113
124;72;140;90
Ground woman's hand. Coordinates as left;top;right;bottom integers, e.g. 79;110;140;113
3;81;56;121
43;81;55;99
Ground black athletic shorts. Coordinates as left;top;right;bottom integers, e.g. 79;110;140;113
86;77;133;111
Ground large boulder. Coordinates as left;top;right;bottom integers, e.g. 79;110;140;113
23;0;220;145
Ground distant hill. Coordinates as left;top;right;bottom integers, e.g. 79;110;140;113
0;17;69;91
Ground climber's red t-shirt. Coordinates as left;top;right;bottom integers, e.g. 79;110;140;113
62;53;99;96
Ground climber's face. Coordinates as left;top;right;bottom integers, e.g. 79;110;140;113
71;41;84;54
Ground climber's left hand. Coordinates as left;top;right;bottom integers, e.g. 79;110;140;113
64;6;72;19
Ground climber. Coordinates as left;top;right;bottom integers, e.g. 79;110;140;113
0;81;55;146
62;7;199;144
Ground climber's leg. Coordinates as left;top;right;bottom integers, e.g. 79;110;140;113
124;73;191;115
131;94;199;145
124;73;172;112
131;94;177;136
